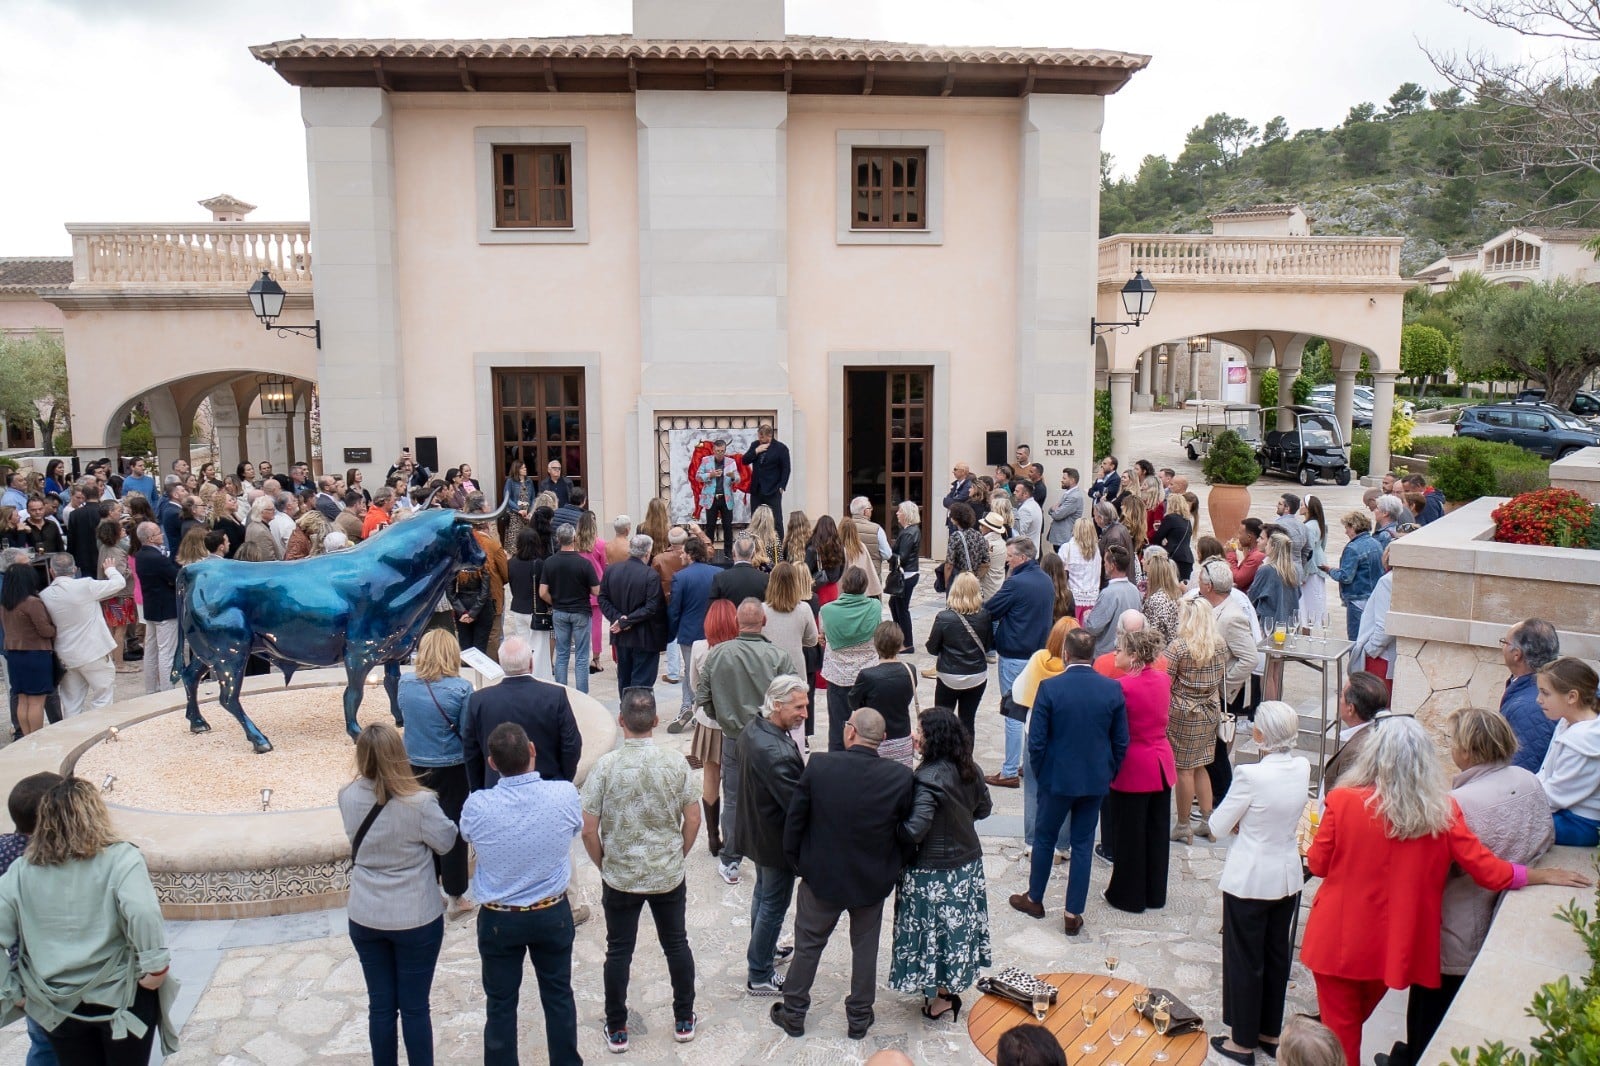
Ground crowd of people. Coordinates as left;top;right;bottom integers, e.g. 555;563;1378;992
0;437;1594;1065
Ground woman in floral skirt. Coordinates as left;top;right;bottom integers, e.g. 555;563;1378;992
890;707;993;1023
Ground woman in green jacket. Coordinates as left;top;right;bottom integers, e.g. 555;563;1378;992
0;776;177;1063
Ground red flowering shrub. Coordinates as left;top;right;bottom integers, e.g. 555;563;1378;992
1491;488;1599;548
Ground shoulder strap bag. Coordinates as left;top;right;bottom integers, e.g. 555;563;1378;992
951;610;984;656
902;661;921;714
348;800;386;870
422;680;460;738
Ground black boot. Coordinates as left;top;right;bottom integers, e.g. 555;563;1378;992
703;799;722;857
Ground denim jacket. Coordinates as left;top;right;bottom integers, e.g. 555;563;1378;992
399;675;472;767
1325;531;1383;605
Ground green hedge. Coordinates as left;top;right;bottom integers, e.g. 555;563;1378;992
1094;389;1113;462
119;421;153;459
1350;428;1371;476
1428;438;1550;502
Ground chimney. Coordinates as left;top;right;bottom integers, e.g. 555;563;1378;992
633;0;784;41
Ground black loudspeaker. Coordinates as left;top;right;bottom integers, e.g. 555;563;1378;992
985;431;1008;468
414;437;439;475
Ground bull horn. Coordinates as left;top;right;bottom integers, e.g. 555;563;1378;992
461;498;510;523
421;488;441;510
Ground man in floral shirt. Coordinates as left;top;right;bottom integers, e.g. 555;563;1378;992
580;688;702;1053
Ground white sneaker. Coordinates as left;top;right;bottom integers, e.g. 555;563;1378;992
718;859;741;886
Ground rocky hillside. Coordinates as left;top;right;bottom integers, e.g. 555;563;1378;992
1098;86;1600;274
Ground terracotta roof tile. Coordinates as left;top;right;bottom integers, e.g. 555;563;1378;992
1207;204;1306;220
1518;226;1600;241
250;33;1149;70
0;258;72;293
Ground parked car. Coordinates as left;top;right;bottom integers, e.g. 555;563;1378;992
1307;384;1412;418
1257;406;1354;486
1306;396;1373;429
1455;402;1600;459
1514;388;1600;419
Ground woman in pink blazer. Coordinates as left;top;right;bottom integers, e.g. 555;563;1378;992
1104;626;1178;913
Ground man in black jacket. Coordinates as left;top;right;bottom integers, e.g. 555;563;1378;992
462;636;583;789
772;708;914;1040
67;490;105;577
742;424;791;539
735;675;809;997
598;534;667;689
131;522;181;696
709;534;768;603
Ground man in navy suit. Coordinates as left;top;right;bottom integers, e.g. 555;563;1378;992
598;533;668;690
665;537;718;731
1010;628;1128;936
462;636;583;790
742;424;791;539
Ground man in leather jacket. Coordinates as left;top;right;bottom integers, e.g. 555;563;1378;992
734;675;809;997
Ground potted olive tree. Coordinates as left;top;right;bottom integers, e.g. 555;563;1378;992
1201;429;1259;539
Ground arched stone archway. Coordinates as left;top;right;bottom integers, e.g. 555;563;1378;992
97;370;314;476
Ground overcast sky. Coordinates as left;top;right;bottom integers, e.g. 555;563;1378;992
1;0;1532;255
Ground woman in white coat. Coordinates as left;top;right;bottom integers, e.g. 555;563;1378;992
1207;701;1311;1064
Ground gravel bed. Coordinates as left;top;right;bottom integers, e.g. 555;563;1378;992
73;687;375;814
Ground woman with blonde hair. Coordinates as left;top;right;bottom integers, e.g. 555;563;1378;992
578;510;607;673
1059;516;1100;624
1152;491;1195;581
837;515;883;598
763;562;819;745
924;571;993;740
887;500;922;652
398;629;474;913
639;497;671;562
1141;550;1183;644
1303;716;1590;1065
1166;597;1228;844
1535;656;1600;845
781;510;812;565
1121;496;1149;585
339;722;458;1066
747;505;780;570
0;776;179;1061
284;508;329;560
987;493;1014;539
174;525;212;566
1249;532;1302;700
1138;477;1165;542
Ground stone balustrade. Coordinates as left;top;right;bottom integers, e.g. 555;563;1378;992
1098;233;1403;282
65;223;312;289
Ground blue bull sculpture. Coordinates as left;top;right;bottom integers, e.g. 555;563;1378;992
172;500;504;753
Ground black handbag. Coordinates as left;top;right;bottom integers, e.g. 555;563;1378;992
884;557;905;597
1138;987;1204;1035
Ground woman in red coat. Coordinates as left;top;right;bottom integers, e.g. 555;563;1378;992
1103;626;1178;913
1302;715;1590;1066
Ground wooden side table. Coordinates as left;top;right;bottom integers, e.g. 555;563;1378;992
967;972;1207;1065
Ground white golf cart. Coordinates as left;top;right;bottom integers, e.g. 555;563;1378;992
1178;400;1262;461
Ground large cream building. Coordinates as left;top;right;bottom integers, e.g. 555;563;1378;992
235;0;1142;550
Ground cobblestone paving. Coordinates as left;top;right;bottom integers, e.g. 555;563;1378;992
0;412;1421;1062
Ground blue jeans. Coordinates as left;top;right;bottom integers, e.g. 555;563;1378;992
665;641;683;680
1554;809;1600;846
478;899;579;1066
552;610;591;693
1029;793;1104;916
747;864;796;984
677;642;695;711
25;1018;56;1066
1344;601;1364;642
998;657;1026;777
1023;761;1072;852
349;916;445;1066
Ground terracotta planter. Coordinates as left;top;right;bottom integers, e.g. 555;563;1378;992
1207;484;1252;540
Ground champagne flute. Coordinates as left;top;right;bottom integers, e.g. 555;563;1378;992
1151;997;1173;1062
1031;988;1050;1022
1107;1013;1131;1066
1080;996;1100;1054
1131;990;1151;1037
1102;934;1121;996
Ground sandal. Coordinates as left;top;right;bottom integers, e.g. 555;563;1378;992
920;993;962;1023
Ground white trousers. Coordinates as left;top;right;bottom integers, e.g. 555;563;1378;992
1299;571;1328;628
60;655;116;717
143;619;178;694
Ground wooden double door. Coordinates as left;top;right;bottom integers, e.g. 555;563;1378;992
844;367;932;557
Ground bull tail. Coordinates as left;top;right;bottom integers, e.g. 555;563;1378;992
171;565;188;687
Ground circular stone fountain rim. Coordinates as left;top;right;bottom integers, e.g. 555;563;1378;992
0;668;619;917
